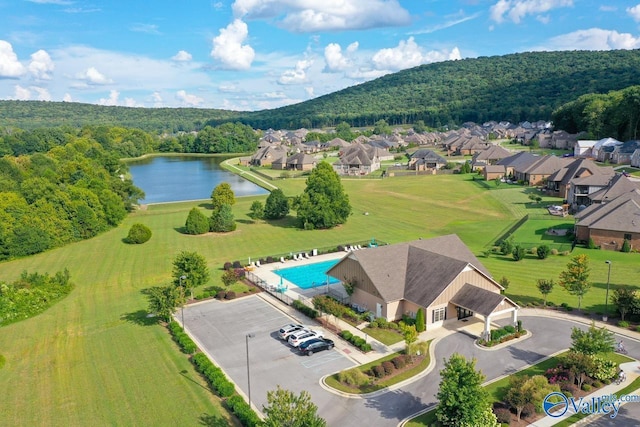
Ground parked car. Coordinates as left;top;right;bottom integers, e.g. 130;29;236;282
287;329;323;347
299;338;335;356
277;323;306;340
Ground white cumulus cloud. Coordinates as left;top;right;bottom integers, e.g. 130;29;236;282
539;28;640;51
278;59;314;84
176;89;204;106
171;50;192;61
63;93;73;102
0;40;26;78
628;4;640;22
211;19;255;70
32;86;51;101
77;66;113;85
372;37;461;71
98;90;120;105
324;43;351;72
29;49;55;80
13;85;32;100
490;0;573;24
232;0;411;32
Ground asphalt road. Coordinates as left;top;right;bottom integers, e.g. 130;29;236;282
184;298;640;427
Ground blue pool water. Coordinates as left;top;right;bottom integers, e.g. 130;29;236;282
274;260;341;289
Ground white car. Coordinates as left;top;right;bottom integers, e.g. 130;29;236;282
288;329;323;347
277;323;306;340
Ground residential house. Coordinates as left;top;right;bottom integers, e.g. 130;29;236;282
567;172;617;212
632;149;640;168
483;165;506;181
408;149;447;170
574;189;640;250
546;159;614;200
272;153;317;171
592;138;622;162
496;152;539;180
586;174;640;206
332;143;381;175
611;140;640;164
513;155;569;186
458;137;490;156
471;145;512;170
326;235;519;338
250;145;288;167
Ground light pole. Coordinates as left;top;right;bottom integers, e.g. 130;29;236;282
603;260;611;321
246;333;255;409
179;275;187;329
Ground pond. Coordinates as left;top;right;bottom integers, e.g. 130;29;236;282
127;155;268;204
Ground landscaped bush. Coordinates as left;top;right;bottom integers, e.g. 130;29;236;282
223;262;233;270
493;407;512;424
266;256;274;263
124;223;152;244
537;245;550;259
371;365;386;378
593;380;602;388
392;355;407;369
225;291;236;300
588;356;617;381
582;384;592;392
232;260;242;269
551;248;559;255
621;239;631;252
618;320;630;328
521;403;536;418
381;361;395;376
561;383;578;396
216;290;226;299
338;368;370;387
291;299;318;318
504;325;516;334
340;330;353;340
361;343;372;352
226;395;261;427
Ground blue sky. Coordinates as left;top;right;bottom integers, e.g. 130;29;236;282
1;0;640;111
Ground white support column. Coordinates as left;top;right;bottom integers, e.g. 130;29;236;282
511;308;518;325
484;315;491;340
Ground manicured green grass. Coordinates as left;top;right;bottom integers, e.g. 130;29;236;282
362;326;404;345
1;167;638;425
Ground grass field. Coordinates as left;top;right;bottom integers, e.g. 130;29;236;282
0;169;638;426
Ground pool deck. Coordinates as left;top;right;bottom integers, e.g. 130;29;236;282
248;250;354;300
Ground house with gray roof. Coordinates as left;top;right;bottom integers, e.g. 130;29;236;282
272;153;317;171
513;155;569;186
471;145;512;170
250;145;288;167
327;235;519;338
611;140;640;164
632;149;640;168
408;149;447;170
332;143;381;175
546;158;614;200
574;189;640;251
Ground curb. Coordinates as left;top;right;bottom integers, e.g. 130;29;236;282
473;330;532;351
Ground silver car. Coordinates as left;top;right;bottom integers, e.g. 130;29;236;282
288;329;323;347
277;323;306;340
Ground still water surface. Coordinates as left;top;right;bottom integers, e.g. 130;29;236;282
127;156;268;204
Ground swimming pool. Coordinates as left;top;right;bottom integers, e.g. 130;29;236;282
274;259;341;290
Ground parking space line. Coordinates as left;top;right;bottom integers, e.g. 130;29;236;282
300;351;345;368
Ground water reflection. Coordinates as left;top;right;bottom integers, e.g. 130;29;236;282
127;155;268;203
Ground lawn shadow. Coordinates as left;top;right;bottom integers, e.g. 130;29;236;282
198;414;229;427
236;219;253;224
120;309;158;326
198;202;213;210
264;216;299;229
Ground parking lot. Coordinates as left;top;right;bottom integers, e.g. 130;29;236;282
182;295;355;413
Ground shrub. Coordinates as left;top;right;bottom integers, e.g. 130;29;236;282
232;260;242;269
125;223;152;244
340;330;353;340
184;207;210;235
504;325;516;334
223;262;233;270
593;380;602;388
338;368;370;387
537;245;550;259
392;355;407;369
618;320;630;328
621;239;631;253
561;383;578;395
291;300;318;318
493;408;512;424
636;325;640;333
551;248;559;255
521;403;536;418
369;320;379;328
561;251;571;256
517;320;523;332
266;256;274;263
381;361;395;376
216;290;226;299
372;365;386;378
226;395;260;427
225;291;236;300
588;356;617;381
587;238;597;249
582;384;592;392
360;343;372;352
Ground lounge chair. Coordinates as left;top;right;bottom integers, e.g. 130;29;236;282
294;254;300;261
312;249;318;256
356;244;362;250
255;260;261;267
280;257;286;263
304;252;310;259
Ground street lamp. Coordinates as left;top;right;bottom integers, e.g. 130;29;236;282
603;261;612;321
179;275;187;329
246;333;255;409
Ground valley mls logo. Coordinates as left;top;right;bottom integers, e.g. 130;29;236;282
543;392;621;419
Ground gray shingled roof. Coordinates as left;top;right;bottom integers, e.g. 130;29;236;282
588;174;640;203
450;283;507;316
327;235;493;307
547;158;613;185
575;189;640;233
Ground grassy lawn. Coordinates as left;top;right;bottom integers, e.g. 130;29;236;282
362;326;404;345
1;167;638;425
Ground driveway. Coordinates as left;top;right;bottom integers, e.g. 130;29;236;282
185;299;640;427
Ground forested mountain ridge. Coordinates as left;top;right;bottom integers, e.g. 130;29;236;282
0;101;241;133
2;49;640;132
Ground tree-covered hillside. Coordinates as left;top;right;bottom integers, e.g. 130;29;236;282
0;101;241;133
2;50;640;132
239;50;640;129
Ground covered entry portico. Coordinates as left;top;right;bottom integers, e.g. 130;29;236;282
450;284;519;340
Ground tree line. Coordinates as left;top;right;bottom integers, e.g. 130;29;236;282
3;50;640;133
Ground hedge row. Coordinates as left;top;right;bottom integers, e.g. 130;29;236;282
226;395;261;427
191;353;236;398
292;299;319;319
168;321;197;354
339;330;372;352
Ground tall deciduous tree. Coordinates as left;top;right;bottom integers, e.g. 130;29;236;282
559;254;591;311
570;321;615;355
264;188;289;219
248;200;264;220
210;182;235;212
262;386;326;427
172;251;210;299
536;279;555;306
505;375;559;421
612;288;637;321
294;162;351;230
147;285;181;322
436;353;497;427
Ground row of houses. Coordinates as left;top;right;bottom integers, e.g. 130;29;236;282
574;137;640;165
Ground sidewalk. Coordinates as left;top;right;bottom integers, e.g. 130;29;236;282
529;362;640;426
